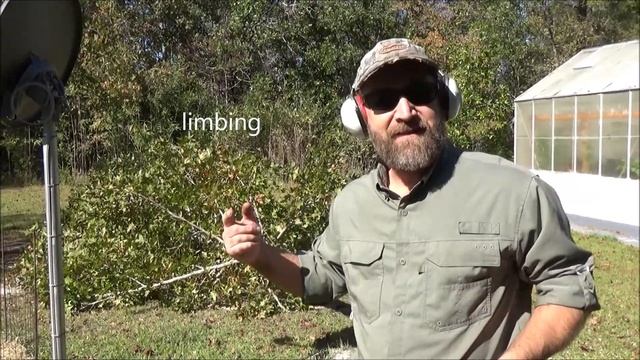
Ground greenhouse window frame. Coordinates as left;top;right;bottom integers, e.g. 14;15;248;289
513;89;639;180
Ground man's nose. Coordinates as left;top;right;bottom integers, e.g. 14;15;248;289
394;97;416;122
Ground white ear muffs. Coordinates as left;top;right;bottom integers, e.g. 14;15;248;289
340;96;368;139
438;71;463;120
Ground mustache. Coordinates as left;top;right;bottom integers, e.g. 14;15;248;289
389;122;427;137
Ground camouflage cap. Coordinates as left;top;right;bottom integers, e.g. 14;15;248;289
352;38;438;94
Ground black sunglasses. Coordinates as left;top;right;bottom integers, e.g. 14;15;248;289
363;78;440;112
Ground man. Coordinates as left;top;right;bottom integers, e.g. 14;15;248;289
222;38;600;359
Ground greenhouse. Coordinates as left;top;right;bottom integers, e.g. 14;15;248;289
514;39;639;240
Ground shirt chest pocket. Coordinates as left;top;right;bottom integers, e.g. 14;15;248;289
419;240;500;331
341;241;385;324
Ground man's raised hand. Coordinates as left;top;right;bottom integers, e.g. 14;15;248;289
222;202;265;266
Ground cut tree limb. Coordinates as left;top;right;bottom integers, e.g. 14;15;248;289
85;191;294;312
268;288;288;312
130;191;224;244
80;259;238;311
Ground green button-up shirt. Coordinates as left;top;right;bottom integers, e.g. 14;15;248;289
298;145;600;359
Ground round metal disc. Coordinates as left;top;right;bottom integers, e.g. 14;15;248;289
0;0;82;121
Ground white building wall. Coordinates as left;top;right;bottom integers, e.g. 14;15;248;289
533;170;639;227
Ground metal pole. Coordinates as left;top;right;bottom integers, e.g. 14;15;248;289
1;208;7;344
43;116;66;360
34;227;39;360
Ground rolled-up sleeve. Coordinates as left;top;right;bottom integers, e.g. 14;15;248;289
297;203;346;305
516;176;600;311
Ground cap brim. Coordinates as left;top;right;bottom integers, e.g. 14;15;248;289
353;57;438;93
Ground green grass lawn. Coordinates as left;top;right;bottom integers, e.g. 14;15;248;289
27;233;638;360
1;184;71;231
1;184;71;282
2;185;638;359
36;303;353;359
556;233;639;359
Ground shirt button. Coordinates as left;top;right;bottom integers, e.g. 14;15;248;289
395;308;403;316
399;209;408;216
400;258;406;266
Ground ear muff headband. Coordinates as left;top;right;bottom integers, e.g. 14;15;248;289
340;71;462;139
353;94;368;130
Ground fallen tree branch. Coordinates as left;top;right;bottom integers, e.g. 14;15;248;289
248;194;266;242
275;224;288;241
156;259;238;287
268;288;288;312
114;191;294;314
80;259;238;311
130;191;224;245
248;194;291;245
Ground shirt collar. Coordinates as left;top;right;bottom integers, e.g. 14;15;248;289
375;158;437;200
376;163;434;190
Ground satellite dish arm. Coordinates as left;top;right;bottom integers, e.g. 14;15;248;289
3;55;65;124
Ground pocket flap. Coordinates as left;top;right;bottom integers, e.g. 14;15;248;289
342;242;384;265
424;241;500;268
458;221;500;235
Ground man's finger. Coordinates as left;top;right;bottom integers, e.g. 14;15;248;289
227;241;258;258
224;223;261;239
229;234;260;246
222;208;235;228
241;202;258;223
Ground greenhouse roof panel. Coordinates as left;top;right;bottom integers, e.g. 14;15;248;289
515;40;639;102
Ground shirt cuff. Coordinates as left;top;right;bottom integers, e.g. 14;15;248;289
535;260;601;311
298;251;329;305
297;250;346;306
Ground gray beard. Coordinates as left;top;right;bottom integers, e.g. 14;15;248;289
369;119;447;172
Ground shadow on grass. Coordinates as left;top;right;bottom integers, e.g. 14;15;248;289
1;213;42;232
273;335;298;346
306;325;357;359
312;325;356;350
305;298;356;358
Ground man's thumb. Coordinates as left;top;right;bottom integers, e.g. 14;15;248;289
241;202;258;223
222;208;235;228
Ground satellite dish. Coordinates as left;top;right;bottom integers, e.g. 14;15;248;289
0;0;82;123
0;1;83;359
